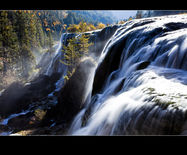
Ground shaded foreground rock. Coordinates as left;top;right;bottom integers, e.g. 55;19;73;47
44;58;96;127
0;73;61;117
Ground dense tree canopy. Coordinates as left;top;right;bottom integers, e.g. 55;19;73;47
61;33;93;79
0;10;110;89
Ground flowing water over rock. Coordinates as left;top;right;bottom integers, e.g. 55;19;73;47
68;15;187;135
0;26;117;135
1;14;187;135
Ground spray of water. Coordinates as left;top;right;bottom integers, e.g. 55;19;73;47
68;14;187;135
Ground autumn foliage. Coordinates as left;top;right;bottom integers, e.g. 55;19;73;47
67;21;106;33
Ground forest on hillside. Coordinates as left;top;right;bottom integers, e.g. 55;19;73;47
2;10;187;136
2;10;186;91
0;10;115;90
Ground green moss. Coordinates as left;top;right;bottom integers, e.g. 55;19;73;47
63;75;69;81
147;87;155;92
34;109;46;121
142;87;179;109
153;98;175;105
142;87;155;94
153;98;176;109
158;93;166;96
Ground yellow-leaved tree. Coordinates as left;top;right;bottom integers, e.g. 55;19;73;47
96;22;106;29
67;21;97;33
61;34;93;80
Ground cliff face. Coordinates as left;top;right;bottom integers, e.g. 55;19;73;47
42;25;119;126
0;25;118;135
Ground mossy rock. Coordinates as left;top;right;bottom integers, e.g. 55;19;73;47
142;87;179;110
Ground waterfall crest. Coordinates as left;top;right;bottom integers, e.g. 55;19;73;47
68;14;187;135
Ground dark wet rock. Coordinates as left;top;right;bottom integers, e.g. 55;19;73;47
0;124;10;132
7;112;35;132
81;94;99;127
164;22;187;31
0;82;28;117
136;61;150;70
44;58;96;126
113;78;126;94
7;108;49;134
27;73;61;100
92;37;126;95
88;25;119;57
0;72;61;117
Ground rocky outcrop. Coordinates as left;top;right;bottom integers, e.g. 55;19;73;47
0;73;61;117
44;58;96;126
88;25;119;57
92;35;127;95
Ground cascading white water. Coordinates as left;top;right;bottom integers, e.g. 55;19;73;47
68;14;187;135
45;33;68;76
45;33;73;98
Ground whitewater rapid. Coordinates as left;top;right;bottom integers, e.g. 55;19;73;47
67;14;187;135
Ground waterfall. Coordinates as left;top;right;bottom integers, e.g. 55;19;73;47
45;33;68;76
2;14;187;135
68;14;187;135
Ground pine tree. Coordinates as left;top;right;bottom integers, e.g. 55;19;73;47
0;11;19;49
48;31;53;49
61;34;93;75
96;22;106;29
0;11;19;75
36;21;45;48
19;44;35;78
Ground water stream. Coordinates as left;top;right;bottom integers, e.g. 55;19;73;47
68;15;187;135
1;14;187;135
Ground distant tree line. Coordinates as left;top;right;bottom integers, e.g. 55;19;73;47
69;10;115;26
135;10;187;19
